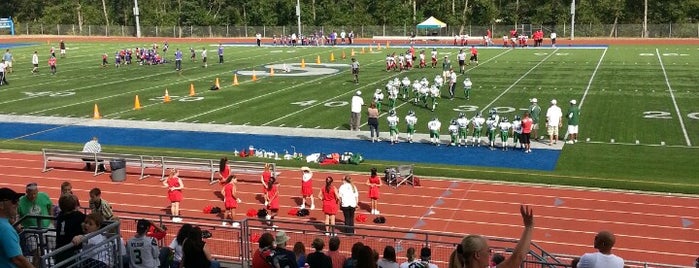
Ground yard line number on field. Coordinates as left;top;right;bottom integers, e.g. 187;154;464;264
655;48;691;147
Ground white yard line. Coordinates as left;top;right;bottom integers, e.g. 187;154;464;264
578;48;607;108
656;48;692;147
480;48;559;113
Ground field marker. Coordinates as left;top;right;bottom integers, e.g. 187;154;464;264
279;124;285;127
296;125;303;128
579;48;607;108
480;48;559;113
656;48;692;146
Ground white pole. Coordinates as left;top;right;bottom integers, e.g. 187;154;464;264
643;0;648;38
570;0;575;40
296;0;301;35
133;0;141;38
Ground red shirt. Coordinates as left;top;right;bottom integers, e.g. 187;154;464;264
470;47;478;56
48;58;56;66
522;118;533;134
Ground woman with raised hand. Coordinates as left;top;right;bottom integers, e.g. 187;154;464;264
448;205;534;268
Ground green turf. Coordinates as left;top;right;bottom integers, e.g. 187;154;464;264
1;41;697;194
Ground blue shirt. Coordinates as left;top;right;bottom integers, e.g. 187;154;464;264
0;218;21;268
175;50;182;60
218;46;223;56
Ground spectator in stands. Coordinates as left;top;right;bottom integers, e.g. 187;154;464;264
695;257;699;268
55;194;86;265
0;187;34;268
355;245;377;268
377;246;398;268
570;257;580;268
447;205;534;268
17;182;53;229
343;242;364;268
418;247;438;268
273;231;297;268
127;219;160;268
181;227;220;268
169;223;192;268
82;136;106;172
491;253;505;266
72;213;110;267
398;247;419;268
338;175;358;235
60;181;80;207
293;242;307;268
318;176;339;236
89;188;115;221
167;224;193;268
252;232;274;268
306;237;331;268
577;231;624;268
162;169;184;223
326;237;346;268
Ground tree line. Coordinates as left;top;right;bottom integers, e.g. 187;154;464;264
2;0;698;30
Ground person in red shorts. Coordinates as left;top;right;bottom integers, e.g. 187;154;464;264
217;157;230;185
221;175;240;227
260;163;272;206
366;168;382;215
300;166;315;210
318;176;339;236
162;168;184;222
264;176;280;228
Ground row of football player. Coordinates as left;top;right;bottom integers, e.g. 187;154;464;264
384;109;527;150
372;76;473;112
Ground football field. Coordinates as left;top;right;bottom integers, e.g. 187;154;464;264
0;40;697;193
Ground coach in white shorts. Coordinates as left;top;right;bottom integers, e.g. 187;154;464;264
546;99;562;146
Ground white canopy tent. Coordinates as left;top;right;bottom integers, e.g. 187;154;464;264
416;16;447;30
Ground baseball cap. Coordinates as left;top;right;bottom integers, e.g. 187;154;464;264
301;166;311;172
356;90;362;96
570;99;577;105
0;188;24;203
136;219;151;234
420;247;432;259
275;230;290;244
530;98;538;103
551;99;557;105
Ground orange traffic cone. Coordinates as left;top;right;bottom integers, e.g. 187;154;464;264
93;104;101;119
164;89;171;102
377;43;381;50
233;74;239;86
351;49;355;57
301;58;306;68
316;55;321;64
215;77;221;89
252;70;257;81
369;46;373;52
134;95;141;110
269;67;275;76
361;47;365;54
386;41;390;49
330;52;335;62
341;51;346;59
189;83;196;96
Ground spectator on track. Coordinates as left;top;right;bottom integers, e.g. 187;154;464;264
448;205;534;268
577;231;624;268
82;136;105;172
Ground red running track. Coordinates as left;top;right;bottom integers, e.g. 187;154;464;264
0;152;696;266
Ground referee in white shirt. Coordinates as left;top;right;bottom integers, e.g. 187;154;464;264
82;136;105;172
338;175;359;235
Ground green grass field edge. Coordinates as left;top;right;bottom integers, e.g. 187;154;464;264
3;139;698;196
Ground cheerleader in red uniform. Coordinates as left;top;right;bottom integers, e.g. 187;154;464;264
264;176;280;227
162;168;184;222
217;157;230;185
300;166;315;210
221;175;240;227
318;176;339;236
366;168;382;215
260;163;272;205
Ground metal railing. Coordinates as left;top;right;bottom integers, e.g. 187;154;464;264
6;23;699;38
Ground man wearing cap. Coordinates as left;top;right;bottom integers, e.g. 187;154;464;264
418;247;439;268
565;99;580;144
272;231;296;268
545;99;563;146
350;90;364;131
17;183;53;229
0;188;34;268
528;98;541;141
127;219;160;268
577;231;624;268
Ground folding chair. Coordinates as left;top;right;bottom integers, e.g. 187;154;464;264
395;165;415;187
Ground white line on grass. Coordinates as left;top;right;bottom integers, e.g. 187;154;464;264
480;48;559;113
579;48;607;108
656;48;692;147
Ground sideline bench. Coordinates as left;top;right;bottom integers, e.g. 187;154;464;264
42;149;158;179
159;157;279;185
372;35;486;44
